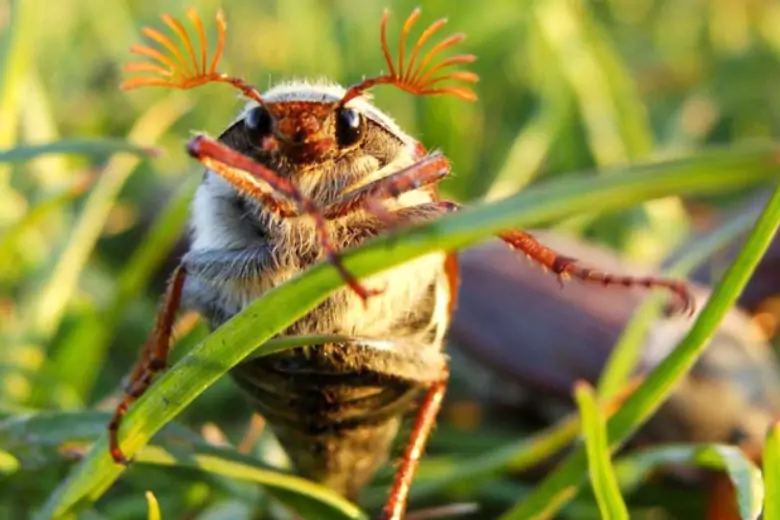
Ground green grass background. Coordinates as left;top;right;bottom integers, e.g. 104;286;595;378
3;0;780;518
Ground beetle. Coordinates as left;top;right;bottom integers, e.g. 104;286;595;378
109;9;694;519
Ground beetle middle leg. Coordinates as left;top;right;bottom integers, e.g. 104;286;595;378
324;161;696;315
108;264;186;464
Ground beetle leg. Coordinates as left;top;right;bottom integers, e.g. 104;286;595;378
323;153;450;219
187;135;380;302
380;373;449;520
108;264;186;464
498;229;695;316
386;199;694;315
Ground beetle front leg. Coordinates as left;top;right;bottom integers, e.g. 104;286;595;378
187;135;381;302
108;264;186;464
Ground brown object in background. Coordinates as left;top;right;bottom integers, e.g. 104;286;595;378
449;232;780;448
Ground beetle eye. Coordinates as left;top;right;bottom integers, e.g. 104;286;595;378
336;107;364;147
244;106;273;139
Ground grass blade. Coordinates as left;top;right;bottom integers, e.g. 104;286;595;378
615;444;763;518
697;445;764;519
145;491;161;520
597;204;764;399
39;144;780;518
137;446;365;520
501;184;780;520
0;139;159;163
0;175;92;268
0;410;364;520
27;94;191;342
765;422;780;520
367;379;638;508
51;175;199;399
574;382;629;520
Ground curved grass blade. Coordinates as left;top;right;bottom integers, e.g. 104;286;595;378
369;203;766;506
145;491;161;520
614;444;763;519
0;410;364;520
137;446;365;520
501;184;780;520
484;84;571;201
765;423;780;520
690;445;763;519
0;139;159;164
597;204;764;399
40;143;780;519
364;379;637;508
574;382;628;520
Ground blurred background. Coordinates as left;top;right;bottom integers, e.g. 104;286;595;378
4;0;780;518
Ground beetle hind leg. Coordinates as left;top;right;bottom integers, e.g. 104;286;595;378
380;373;449;520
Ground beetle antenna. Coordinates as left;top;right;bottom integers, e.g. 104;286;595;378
121;9;264;106
340;8;479;105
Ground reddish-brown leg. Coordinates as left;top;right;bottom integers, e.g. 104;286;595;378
498;229;695;315
323;153;450;219
108;265;186;464
380;375;449;520
187;135;381;302
377;195;694;316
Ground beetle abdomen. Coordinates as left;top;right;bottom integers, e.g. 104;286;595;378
231;343;426;499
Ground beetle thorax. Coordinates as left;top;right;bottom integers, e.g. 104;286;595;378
186;82;448;341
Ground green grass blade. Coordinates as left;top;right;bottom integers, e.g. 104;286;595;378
597;204;763;399
38;144;780;518
501;184;780;520
484;84;572;201
574;382;629;520
0;139;159;163
614;444;763;518
534;0;633;164
0;177;91;268
371;410;581;508
26;94;191;342
696;445;764;519
377;380;636;508
765;423;780;520
144;491;161;520
0;410;364;520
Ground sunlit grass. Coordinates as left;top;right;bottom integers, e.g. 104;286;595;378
4;0;780;518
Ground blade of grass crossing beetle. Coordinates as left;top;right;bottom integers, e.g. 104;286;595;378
501;185;780;520
597;205;764;399
40;145;780;519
